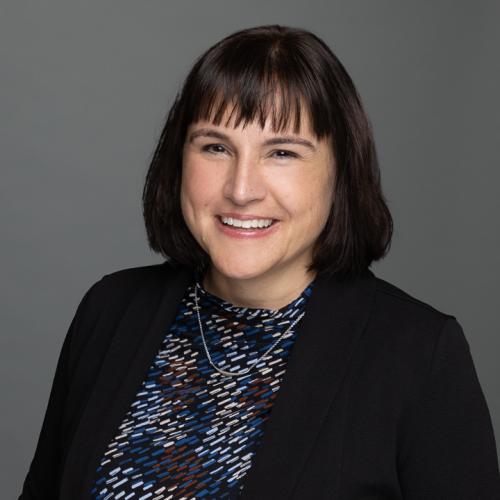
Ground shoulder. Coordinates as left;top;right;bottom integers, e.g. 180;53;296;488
362;272;474;408
371;272;457;326
65;260;186;368
367;271;467;369
71;260;186;337
84;260;181;304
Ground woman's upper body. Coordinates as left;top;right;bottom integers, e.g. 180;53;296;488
88;270;316;499
19;24;500;498
19;261;500;499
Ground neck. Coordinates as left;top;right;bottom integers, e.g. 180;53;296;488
201;265;316;311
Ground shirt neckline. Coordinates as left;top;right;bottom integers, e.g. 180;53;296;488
193;272;315;319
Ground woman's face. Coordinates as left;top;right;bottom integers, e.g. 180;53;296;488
180;105;335;284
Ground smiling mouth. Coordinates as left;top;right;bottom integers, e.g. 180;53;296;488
216;215;279;230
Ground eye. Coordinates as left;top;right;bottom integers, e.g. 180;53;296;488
272;149;298;159
202;143;228;155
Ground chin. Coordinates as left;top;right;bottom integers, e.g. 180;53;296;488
211;259;274;281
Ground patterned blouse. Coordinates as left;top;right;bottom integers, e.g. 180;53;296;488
90;273;315;499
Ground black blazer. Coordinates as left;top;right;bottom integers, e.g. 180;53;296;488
19;262;500;499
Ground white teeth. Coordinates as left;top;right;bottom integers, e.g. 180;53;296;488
221;216;274;229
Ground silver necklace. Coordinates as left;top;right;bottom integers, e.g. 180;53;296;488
193;281;305;378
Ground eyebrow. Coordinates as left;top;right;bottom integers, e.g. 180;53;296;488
187;128;317;152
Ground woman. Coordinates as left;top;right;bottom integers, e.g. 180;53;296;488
20;24;500;499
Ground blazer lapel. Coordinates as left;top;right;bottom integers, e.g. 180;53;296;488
60;264;377;499
60;264;195;498
239;268;377;499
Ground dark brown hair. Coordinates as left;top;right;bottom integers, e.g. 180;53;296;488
142;24;393;280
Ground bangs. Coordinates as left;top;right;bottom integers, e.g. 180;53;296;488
190;80;305;136
183;36;334;140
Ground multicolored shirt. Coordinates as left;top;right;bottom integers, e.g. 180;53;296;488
90;273;315;499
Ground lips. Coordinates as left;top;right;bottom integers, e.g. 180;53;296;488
223;222;275;230
215;215;280;238
217;215;276;228
218;212;279;221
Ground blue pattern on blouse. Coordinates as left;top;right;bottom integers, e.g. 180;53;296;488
90;274;315;499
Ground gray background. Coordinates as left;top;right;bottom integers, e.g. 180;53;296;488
2;1;499;496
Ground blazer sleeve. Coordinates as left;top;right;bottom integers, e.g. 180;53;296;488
397;317;500;499
18;278;105;499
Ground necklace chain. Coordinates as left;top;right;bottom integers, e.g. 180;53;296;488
193;282;305;378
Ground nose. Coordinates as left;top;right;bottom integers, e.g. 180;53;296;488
223;153;266;205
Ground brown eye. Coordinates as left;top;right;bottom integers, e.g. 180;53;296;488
272;149;298;159
202;144;227;154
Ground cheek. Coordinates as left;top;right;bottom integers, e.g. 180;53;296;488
181;161;218;214
308;162;335;219
281;172;333;223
